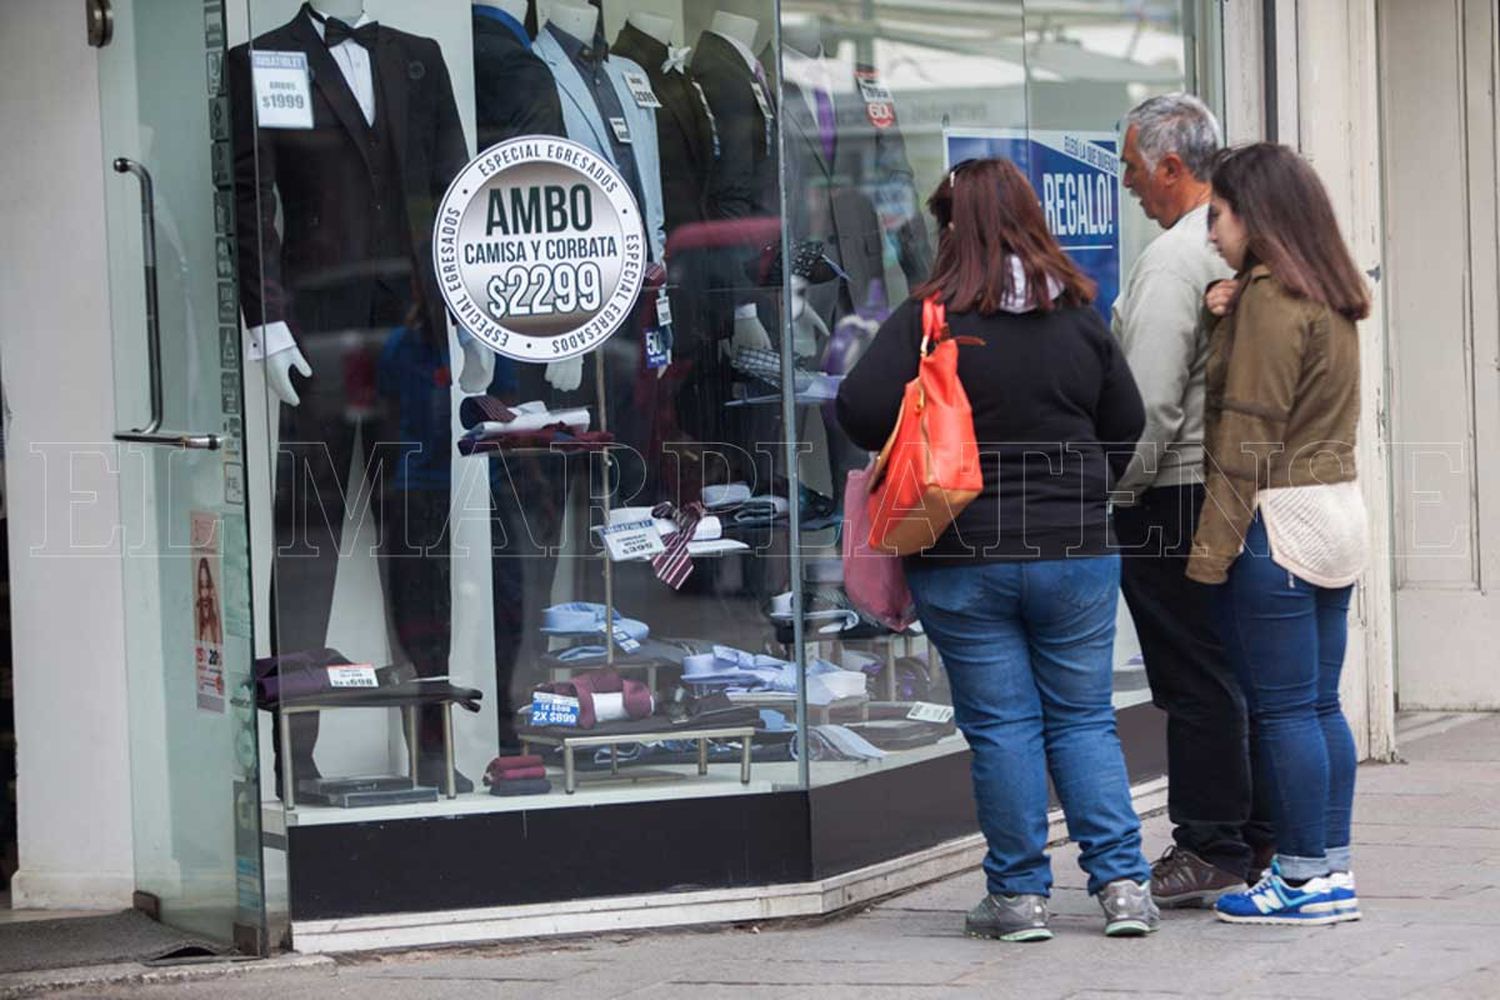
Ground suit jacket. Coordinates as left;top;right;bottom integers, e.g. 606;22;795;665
227;10;469;343
473;9;564;149
533;29;666;262
610;24;717;235
780;68;932;318
691;32;777;220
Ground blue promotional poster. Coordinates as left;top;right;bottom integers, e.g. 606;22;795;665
944;129;1121;321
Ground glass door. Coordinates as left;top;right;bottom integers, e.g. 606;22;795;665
97;0;267;953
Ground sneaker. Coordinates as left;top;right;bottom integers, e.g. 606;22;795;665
1214;867;1342;925
1098;879;1160;937
1328;871;1360;922
965;893;1053;942
1150;846;1244;908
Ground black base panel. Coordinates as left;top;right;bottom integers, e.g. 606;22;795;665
808;702;1166;879
288;790;812;921
287;704;1166;922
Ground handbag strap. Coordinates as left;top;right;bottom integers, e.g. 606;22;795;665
920;295;949;356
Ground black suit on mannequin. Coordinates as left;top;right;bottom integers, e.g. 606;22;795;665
472;6;565;148
228;6;468;788
691;32;777;220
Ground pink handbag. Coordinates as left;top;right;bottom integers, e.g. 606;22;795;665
842;463;917;631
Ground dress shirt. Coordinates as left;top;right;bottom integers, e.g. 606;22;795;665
545;24;646;216
247;8;378;360
306;7;376;125
781;48;836;148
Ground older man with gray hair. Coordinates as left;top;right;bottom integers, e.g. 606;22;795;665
1112;93;1274;907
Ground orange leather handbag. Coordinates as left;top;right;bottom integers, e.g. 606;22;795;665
865;296;983;556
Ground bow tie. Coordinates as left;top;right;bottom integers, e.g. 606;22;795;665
323;17;378;48
662;45;691;75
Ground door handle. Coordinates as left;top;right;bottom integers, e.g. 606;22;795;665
111;158;221;452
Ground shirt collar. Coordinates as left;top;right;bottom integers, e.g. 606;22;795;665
305;5;373;42
473;4;531;50
548;23;605;67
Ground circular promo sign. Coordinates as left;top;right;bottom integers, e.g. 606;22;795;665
433;137;647;361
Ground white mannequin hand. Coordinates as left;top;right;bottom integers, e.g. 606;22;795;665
545;356;584;392
264;345;312;407
458;338;496;394
731;315;773;353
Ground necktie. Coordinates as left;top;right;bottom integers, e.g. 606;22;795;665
650;502;704;589
814;88;836;163
323;17;378;48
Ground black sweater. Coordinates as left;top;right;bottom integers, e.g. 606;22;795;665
836;297;1145;562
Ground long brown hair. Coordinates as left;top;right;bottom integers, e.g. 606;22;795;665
1210;143;1371;320
912;157;1095;313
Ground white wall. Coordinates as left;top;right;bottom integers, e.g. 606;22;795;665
0;0;135;908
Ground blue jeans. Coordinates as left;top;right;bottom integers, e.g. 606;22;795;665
1214;515;1357;881
906;555;1149;897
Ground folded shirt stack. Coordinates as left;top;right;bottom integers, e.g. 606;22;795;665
484;754;552;797
681;646;868;706
701;482;791;526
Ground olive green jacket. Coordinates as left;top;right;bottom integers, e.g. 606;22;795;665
1187;265;1361;584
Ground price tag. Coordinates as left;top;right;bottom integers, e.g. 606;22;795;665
531;691;581;727
645;328;671;370
655;287;674;328
327;664;378;689
251;51;313;130
855;72;893;104
906;701;955;724
623;71;662;109
611;626;642;654
601;518;665;561
608;116;633;144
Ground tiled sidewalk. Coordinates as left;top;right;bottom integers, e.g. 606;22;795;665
28;713;1500;1000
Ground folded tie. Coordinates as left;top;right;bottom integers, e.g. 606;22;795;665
650;502;704;589
491;766;546;782
484;754;545;783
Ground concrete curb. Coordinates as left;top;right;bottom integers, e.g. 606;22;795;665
0;953;335;999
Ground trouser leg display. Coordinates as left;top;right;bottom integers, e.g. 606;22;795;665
384;488;453;764
1115;485;1258;874
1316;583;1357;871
906;562;1053;897
1217;516;1332;882
1023;555;1150;895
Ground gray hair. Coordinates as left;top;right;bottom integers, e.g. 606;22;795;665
1124;93;1222;180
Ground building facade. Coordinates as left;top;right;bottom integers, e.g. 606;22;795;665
0;0;1492;956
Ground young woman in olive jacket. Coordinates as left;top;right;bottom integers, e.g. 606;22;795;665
1193;143;1372;926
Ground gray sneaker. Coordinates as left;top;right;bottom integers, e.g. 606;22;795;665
965;893;1053;942
1099;879;1160;937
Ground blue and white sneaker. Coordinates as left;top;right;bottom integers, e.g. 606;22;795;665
1328;871;1360;922
1214;866;1343;925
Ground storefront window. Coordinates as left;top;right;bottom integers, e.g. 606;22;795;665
227;0;1221;829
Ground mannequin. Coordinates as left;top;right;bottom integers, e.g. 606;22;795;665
709;10;757;51
547;0;597;45
627;10;673;44
473;0;526;21
308;0;364;18
229;5;473;792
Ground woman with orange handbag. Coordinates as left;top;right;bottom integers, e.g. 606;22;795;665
836;157;1151;942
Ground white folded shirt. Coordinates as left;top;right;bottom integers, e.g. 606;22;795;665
604;506;723;542
473;402;590;435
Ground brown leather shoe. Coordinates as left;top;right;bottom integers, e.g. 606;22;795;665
1150;846;1244;908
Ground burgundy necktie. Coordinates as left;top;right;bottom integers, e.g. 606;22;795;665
651;502;703;589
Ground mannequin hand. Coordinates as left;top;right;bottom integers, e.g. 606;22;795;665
731;315;773;353
545;356;584;392
1205;279;1239;317
458;338;496;394
792;300;829;359
264;345;312;407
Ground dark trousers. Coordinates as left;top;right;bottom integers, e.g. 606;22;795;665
1113;483;1275;876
